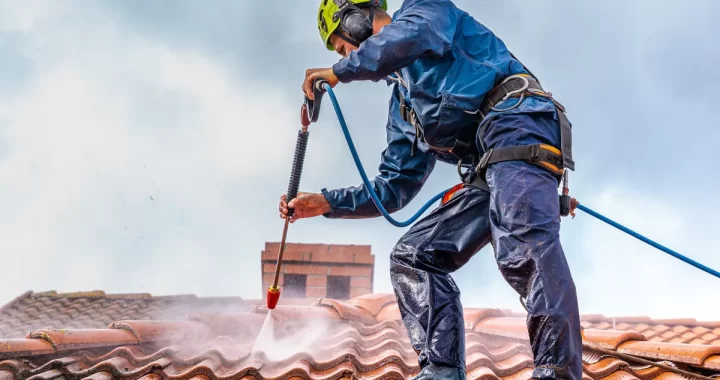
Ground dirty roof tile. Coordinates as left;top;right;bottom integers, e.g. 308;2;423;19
597;371;641;380
618;340;720;365
0;291;248;340
1;291;720;380
186;312;266;337
109;320;214;344
0;339;55;358
583;357;628;378
582;330;647;350
27;328;138;351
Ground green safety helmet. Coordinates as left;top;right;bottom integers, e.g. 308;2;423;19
317;0;388;51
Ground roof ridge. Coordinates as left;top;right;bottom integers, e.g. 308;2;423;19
28;290;148;299
11;290;251;304
581;314;720;328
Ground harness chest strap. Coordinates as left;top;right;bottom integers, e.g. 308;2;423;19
398;93;423;156
397;71;575;184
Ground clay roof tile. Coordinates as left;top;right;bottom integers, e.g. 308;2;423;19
3;290;720;380
582;330;647;351
186;312;266;337
474;317;529;341
463;309;508;331
109;321;213;344
345;294;397;316
703;355;720;370
375;303;401;322
617;340;720;366
26;328;138;352
317;299;377;325
0;339;55;358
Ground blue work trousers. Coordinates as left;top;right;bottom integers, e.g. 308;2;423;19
389;112;583;380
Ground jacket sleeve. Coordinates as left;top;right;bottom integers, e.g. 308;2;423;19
332;0;457;83
320;87;437;219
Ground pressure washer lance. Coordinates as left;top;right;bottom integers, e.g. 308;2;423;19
266;78;328;310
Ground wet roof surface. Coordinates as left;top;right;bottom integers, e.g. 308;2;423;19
1;291;719;379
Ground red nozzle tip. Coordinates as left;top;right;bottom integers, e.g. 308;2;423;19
267;287;281;309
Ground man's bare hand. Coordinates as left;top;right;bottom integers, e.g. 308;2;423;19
303;68;339;100
279;192;332;223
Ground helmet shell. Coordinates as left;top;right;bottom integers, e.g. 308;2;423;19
317;0;387;51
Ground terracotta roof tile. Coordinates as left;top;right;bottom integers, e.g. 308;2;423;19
1;291;719;380
109;320;214;344
345;293;396;316
582;330;647;350
464;309;508;330
597;371;641;380
26;328;138;351
375;302;401;322
317;298;377;325
703;355;720;370
617;340;720;365
583;357;629;378
582;316;720;346
0;291;249;340
474;317;529;340
0;340;54;358
186;312;267;337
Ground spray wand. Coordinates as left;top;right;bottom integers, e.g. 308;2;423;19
267;79;328;310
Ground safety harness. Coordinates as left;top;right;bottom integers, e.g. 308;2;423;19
397;68;575;208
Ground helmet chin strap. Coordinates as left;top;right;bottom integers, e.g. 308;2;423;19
335;32;360;47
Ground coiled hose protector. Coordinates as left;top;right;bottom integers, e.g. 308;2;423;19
286;130;309;217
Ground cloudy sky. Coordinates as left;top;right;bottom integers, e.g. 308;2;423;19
1;0;719;320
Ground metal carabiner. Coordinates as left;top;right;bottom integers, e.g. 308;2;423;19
489;75;530;113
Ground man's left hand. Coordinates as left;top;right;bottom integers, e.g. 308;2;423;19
303;68;339;100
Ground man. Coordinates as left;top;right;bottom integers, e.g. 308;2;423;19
279;0;582;379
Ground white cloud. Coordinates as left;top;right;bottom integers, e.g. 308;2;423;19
0;1;67;33
0;3;320;305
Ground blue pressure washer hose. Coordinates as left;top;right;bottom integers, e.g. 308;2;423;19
311;79;720;280
574;202;720;279
321;82;449;227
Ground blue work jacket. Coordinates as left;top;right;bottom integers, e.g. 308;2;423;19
321;0;559;219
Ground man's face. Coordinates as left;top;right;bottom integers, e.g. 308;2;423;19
329;32;359;58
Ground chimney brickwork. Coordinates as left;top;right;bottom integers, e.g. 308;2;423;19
261;242;375;302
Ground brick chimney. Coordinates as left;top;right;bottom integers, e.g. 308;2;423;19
261;243;375;302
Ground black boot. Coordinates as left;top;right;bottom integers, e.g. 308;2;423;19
409;364;467;380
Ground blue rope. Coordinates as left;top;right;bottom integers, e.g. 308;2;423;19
322;83;720;279
324;85;449;227
576;203;720;279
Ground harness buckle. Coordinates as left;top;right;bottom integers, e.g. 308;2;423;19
529;144;540;161
499;75;530;101
477;148;494;171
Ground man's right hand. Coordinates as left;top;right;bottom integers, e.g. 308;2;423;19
279;192;332;223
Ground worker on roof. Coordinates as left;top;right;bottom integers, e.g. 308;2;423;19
279;0;582;379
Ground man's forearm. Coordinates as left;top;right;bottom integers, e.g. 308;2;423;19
321;182;397;219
